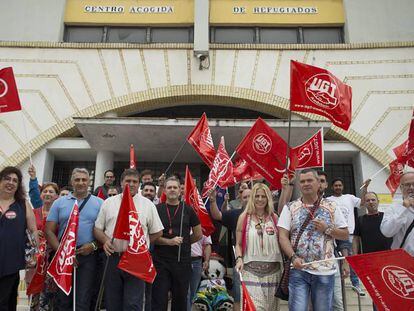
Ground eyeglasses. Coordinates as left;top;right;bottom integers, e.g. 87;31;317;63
401;182;414;189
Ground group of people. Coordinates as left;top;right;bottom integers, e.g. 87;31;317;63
0;162;413;311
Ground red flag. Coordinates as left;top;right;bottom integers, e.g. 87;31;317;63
201;137;235;197
346;249;414;311
130;144;136;169
290;60;352;130
184;166;215;236
96;187;106;200
292;129;324;169
0;67;22;113
159;191;166;203
187;113;216;168
113;184;134;241
236;118;297;189
114;184;157;283
385;159;405;196
27;237;48;295
241;281;257;311
47;202;79;295
393;140;409;164
233;158;263;183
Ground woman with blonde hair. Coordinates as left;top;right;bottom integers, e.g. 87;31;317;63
234;183;283;310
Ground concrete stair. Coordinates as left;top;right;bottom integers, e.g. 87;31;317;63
17;276;373;311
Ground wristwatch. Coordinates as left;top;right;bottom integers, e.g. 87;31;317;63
91;241;98;251
290;253;298;261
324;225;334;236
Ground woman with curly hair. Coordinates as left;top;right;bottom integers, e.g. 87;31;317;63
234;183;283;311
0;166;37;310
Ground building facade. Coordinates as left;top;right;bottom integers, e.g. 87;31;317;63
0;0;413;203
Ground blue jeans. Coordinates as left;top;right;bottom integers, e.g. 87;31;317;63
104;254;145;311
288;269;334;311
57;253;98;311
336;236;360;287
232;266;241;303
187;258;203;311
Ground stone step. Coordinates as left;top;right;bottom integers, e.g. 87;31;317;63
18;288;373;310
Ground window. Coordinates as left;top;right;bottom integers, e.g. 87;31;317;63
65;27;104;43
259;28;298;44
65;26;193;43
107;27;147;43
302;28;343;44
211;26;343;44
151;28;193;43
64;26;344;44
213;27;256;44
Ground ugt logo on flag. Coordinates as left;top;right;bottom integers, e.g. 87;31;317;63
0;67;22;113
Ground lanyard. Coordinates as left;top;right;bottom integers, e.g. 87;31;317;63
166;204;181;234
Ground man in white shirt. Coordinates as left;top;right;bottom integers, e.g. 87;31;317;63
278;169;349;311
94;169;164;311
381;172;414;256
327;177;364;296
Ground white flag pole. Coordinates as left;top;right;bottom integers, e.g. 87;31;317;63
300;256;345;267
20;111;32;164
73;266;76;311
359;164;388;190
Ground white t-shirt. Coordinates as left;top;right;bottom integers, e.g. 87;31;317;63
278;198;348;275
381;201;414;256
191;235;212;257
95;193;164;249
327;194;360;234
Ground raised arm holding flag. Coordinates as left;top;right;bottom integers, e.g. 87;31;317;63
201;136;235;198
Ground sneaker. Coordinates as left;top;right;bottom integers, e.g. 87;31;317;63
352;286;366;297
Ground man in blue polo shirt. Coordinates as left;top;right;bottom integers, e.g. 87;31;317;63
45;168;103;311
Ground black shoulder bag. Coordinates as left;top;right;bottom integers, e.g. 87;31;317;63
275;198;321;301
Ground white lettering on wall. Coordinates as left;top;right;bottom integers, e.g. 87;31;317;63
84;6;125;13
129;6;174;14
252;7;318;14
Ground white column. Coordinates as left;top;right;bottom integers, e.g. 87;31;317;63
94;151;114;189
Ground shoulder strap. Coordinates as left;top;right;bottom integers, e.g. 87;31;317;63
241;213;249;256
399;218;414;248
78;194;92;213
292;197;321;252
